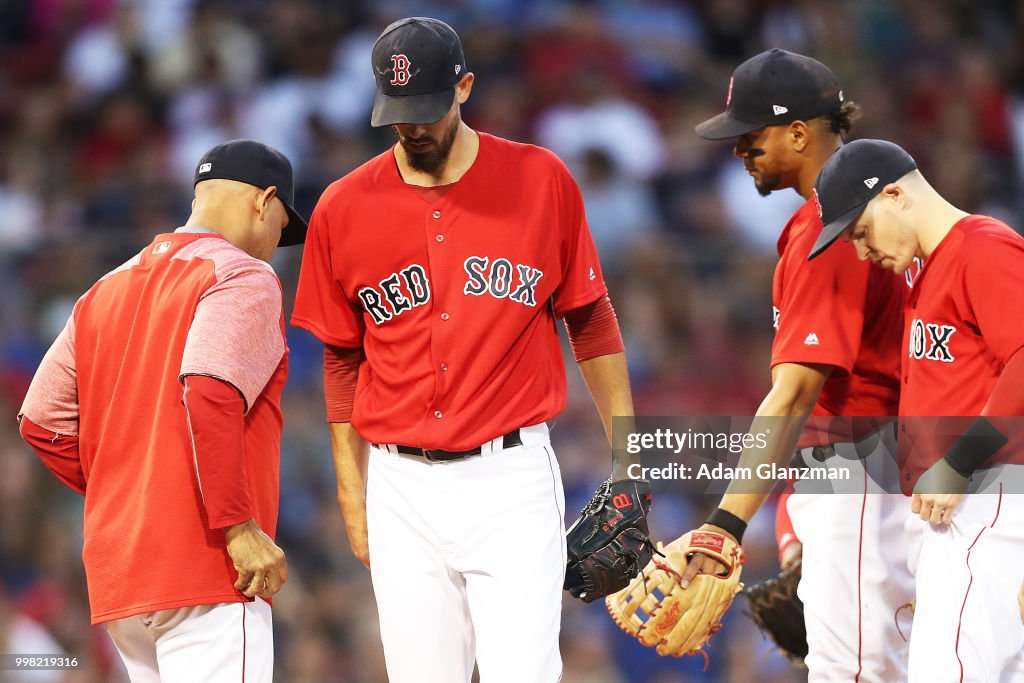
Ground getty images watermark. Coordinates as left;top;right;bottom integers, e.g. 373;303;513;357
611;415;1024;495
623;425;850;483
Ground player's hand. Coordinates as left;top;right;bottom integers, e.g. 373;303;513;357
911;492;965;525
337;487;370;569
911;459;969;525
678;523;735;589
780;540;803;573
343;516;370;569
225;519;289;599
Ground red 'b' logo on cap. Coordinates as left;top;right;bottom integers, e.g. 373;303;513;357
812;188;823;218
390;54;412;86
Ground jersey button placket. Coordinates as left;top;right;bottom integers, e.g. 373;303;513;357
433;209;444;243
429;207;449;427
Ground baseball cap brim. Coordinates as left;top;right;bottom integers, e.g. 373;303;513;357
278;202;308;247
808;201;868;260
695;111;767;140
371;88;455;127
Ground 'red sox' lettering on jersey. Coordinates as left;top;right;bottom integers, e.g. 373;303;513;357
358;257;544;325
358;264;431;324
907;319;956;363
462;256;544;306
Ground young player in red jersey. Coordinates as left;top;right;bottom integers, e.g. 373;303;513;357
291;17;637;683
812;138;1024;681
680;50;915;680
18;140;304;681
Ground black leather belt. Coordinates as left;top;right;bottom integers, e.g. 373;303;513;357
387;429;523;462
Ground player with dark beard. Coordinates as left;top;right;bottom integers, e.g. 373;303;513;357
291;16;637;683
395;111;459;173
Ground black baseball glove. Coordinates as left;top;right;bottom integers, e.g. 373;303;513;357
564;478;654;603
743;561;808;665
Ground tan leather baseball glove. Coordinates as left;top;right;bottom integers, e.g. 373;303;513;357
605;530;745;659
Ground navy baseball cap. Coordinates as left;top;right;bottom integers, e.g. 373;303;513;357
370;17;467;127
194;139;308;246
696;49;844;140
808;139;918;260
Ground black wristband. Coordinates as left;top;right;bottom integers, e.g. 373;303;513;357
705;507;747;544
943;416;1009;478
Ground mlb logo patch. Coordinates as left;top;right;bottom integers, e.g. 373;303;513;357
198;163;212;174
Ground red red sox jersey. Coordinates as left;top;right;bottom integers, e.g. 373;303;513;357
772;198;903;445
899;215;1024;486
291;133;607;450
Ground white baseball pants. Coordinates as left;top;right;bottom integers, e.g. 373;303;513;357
105;599;273;682
787;426;916;682
907;466;1024;683
366;423;565;683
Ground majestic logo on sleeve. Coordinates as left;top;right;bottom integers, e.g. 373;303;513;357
909;318;956;362
463;256;544;306
390;54;412;85
772;306;780;330
358;264;431;325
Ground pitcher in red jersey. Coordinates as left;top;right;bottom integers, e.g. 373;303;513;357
292;17;637;683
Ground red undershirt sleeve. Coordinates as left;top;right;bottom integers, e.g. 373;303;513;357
18;416;85;494
323;344;362;423
182;374;252;529
563;295;626;362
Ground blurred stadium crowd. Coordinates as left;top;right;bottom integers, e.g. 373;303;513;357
2;0;1024;681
